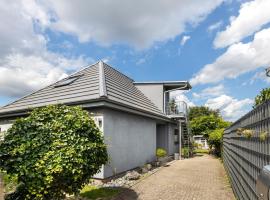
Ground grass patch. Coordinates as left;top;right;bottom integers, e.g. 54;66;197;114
194;149;209;154
80;185;121;200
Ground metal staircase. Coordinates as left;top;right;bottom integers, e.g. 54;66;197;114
165;100;192;158
181;118;192;157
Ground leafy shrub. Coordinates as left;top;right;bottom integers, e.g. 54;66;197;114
156;148;167;158
260;131;268;141
0;105;108;199
182;147;189;158
208;128;224;157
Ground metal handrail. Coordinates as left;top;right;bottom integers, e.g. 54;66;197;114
165;100;188;116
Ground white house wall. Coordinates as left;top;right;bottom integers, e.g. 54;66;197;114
0;120;14;140
135;84;164;112
168;123;179;155
102;108;156;178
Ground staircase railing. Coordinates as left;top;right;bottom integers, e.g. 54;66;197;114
165;100;188;117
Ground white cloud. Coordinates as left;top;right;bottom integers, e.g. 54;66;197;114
0;53;88;97
191;27;270;85
44;0;224;49
214;0;270;48
205;94;253;121
0;0;90;98
180;35;191;46
192;84;225;99
207;21;223;32
136;58;146;65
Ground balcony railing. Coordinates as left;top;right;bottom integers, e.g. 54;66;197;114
165;100;188;117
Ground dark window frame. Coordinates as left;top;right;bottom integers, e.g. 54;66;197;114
54;74;83;88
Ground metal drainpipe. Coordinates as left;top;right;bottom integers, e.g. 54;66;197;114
179;120;182;160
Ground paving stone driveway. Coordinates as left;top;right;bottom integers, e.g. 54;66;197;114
116;155;235;200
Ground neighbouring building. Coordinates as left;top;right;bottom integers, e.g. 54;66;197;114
0;61;192;179
193;135;209;149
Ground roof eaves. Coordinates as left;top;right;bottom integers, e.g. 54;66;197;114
134;81;192;89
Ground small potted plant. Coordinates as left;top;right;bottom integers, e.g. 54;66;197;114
156;148;167;166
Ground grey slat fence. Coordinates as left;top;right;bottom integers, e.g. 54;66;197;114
223;100;270;200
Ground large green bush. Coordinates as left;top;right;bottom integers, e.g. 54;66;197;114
0;105;108;199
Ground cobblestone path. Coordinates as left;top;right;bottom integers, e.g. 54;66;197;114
116;155;235;200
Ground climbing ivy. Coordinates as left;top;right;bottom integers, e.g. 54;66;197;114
0;104;108;199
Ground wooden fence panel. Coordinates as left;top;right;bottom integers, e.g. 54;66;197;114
223;100;270;200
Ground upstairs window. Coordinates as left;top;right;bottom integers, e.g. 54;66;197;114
54;74;83;88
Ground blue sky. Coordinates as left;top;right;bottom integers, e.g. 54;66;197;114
0;0;269;121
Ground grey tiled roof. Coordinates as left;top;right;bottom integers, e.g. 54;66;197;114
0;61;164;117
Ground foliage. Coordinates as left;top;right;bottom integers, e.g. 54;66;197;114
1;171;17;193
80;185;120;200
190;115;231;136
254;87;270;108
242;129;254;139
156;148;167;158
0;104;108;199
182;147;189;158
260;131;268;141
194;149;209;154
192;142;199;148
208;129;224;156
188;106;220;121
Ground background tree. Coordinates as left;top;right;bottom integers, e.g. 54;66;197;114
188;106;220;121
254;87;270;108
0;105;108;199
190;115;230;137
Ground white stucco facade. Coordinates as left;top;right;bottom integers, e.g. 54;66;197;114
0;120;13;140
